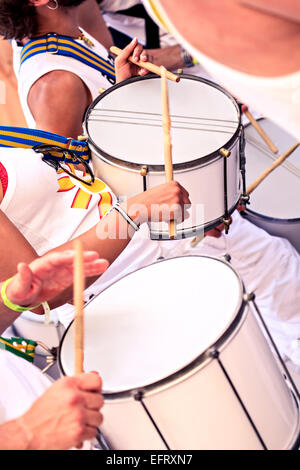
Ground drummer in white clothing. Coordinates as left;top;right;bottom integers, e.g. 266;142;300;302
0;250;106;450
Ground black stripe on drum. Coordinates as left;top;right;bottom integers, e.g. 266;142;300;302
216;355;267;450
135;392;170;450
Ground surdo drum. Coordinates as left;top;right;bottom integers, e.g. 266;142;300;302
85;75;245;240
59;256;300;450
242;118;300;253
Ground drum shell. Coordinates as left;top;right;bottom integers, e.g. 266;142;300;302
91;140;241;236
100;305;299;450
242;118;300;253
242;210;300;254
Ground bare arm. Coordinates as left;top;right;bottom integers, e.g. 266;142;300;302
78;0;114;50
27;71;91;139
0;250;108;334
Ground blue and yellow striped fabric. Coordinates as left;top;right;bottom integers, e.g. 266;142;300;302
0;127;90;164
20;33;116;81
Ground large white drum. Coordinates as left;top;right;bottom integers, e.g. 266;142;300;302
85;75;244;240
59;256;300;450
242;118;300;253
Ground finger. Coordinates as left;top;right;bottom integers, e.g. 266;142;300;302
48;250;100;267
132;43;144;62
138;68;149;76
16;263;33;290
177;182;190;200
83;259;109;276
85;409;104;428
81;391;104;410
80;418;104;442
141;51;147;62
76;372;102;392
7;263;33;302
119;37;138;60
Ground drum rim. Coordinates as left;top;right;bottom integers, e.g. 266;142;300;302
84;73;242;172
242;207;300;225
58;255;248;398
245;118;300;223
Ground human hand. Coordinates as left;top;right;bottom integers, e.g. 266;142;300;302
17;372;104;450
125;181;191;225
115;37;148;83
5;250;109;309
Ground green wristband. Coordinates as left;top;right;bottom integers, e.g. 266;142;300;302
1;277;41;312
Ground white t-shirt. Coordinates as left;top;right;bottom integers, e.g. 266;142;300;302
0;350;52;424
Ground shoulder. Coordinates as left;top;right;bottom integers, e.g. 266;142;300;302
27;70;91;136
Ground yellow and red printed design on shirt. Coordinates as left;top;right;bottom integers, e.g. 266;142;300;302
56;163;114;218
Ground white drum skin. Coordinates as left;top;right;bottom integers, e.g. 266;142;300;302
242;118;300;253
85;75;242;239
59;256;300;450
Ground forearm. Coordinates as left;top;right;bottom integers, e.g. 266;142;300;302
0;419;29;450
0;293;21;335
48;206;136;266
78;0;114;49
0;212;38;281
43;206;137;308
147;45;185;70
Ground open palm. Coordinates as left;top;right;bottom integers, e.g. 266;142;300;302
5;250;108;309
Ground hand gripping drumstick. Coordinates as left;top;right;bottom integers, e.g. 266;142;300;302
161;66;176;240
241;105;278;154
110;46;180;83
247;142;300;195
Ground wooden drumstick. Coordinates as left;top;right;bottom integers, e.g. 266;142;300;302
110;46;180;83
74;239;85;375
247;142;300;195
161;66;176;240
241;105;278;154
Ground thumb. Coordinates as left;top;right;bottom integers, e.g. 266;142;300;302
8;263;33;301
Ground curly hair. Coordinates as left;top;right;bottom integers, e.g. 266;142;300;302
0;0;87;40
0;1;37;40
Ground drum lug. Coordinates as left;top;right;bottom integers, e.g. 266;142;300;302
222;216;232;234
134;390;144;401
243;292;256;302
209;348;219;359
240;194;250;204
222;253;231;263
140;165;148;192
140;165;148;177
219;148;231;158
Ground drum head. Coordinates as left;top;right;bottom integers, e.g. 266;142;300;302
59;256;244;393
86;75;240;169
245;119;300;220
